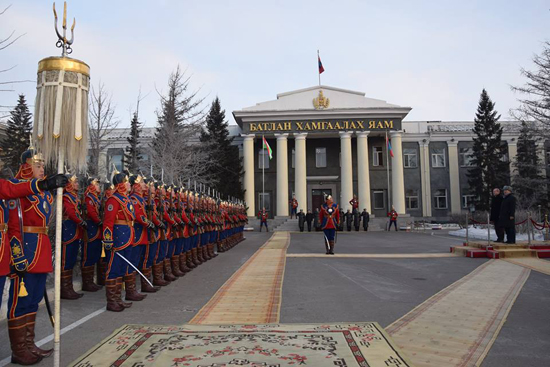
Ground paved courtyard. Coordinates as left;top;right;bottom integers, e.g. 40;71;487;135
0;230;548;366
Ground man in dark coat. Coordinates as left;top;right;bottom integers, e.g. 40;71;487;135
353;209;360;231
314;208;320;231
361;209;370;231
490;188;504;242
305;210;314;232
344;209;353;231
297;209;306;232
499;186;516;244
338;209;345;231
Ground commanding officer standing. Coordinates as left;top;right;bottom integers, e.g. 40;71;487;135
6;148;68;364
319;195;340;255
61;175;86;300
82;177;103;292
349;195;359;214
290;195;298;219
102;172;135;312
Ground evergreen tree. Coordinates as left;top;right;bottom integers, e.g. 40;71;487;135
0;94;32;173
513;122;547;209
123;112;143;173
467;89;509;211
200;97;244;199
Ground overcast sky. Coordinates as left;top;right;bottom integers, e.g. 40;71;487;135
0;0;548;128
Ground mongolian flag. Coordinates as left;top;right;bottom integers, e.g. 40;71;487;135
386;133;394;158
318;55;325;74
262;135;273;160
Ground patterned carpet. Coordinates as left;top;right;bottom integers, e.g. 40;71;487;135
386;260;530;367
189;232;290;325
286;253;457;258
69;323;413;367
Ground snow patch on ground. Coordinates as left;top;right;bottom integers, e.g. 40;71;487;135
449;226;545;241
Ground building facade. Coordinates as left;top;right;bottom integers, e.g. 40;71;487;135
232;85;534;220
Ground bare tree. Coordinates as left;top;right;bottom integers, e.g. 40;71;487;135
88;82;120;177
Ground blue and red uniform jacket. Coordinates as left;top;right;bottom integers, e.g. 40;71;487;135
145;193;161;242
0;179;42;276
102;192;136;251
7;179;53;274
320;203;340;230
130;192;149;246
85;190;102;242
62;191;83;245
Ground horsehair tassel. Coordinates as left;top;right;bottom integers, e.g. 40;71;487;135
18;279;28;297
101;244;106;258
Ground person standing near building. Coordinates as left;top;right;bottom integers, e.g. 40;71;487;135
344;209;353;231
338;208;345;231
258;208;268;232
387;206;398;231
353;209;360;231
290;195;298;219
361;209;370;231
500;186;516;244
490;188;504;242
319;195;340;255
314;208;320;231
349;195;359;214
297;209;305;232
305;209;314;232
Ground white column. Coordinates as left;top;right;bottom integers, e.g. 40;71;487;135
447;140;461;215
275;133;289;216
419;141;432;217
340;131;353;211
294;133;307;212
507;140;518;177
356;132;371;212
242;134;255;216
390;131;406;214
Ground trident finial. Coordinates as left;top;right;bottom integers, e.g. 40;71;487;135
53;2;76;57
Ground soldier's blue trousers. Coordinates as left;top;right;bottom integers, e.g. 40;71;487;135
156;240;168;264
175;237;184;255
8;273;47;319
323;228;336;241
126;245;145;275
62;239;82;271
191;235;198;249
168;239;176;258
82;238;102;267
105;247;131;280
183;237;191;252
0;276;5;309
144;241;159;269
201;233;208;247
210;231;218;244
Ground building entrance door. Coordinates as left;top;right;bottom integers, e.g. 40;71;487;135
311;189;331;211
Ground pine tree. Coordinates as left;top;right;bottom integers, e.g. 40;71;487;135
513;122;547;209
123;112;143;173
467;89;509;211
0;94;32;173
200;97;244;199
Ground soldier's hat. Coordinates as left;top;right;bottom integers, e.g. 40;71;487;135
129;173;143;186
113;172;128;185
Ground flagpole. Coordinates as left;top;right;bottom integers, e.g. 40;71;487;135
262;135;265;213
386;130;391;212
317;50;321;86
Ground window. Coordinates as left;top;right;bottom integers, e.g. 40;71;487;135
406;190;419;209
258;150;269;169
403;148;417;168
459;147;474;167
373;147;383;166
431;148;446;167
316;147;327;168
434;189;447;209
291;149;295;169
373;191;385;209
462;194;476;209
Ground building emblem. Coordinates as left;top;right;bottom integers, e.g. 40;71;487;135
313;90;330;110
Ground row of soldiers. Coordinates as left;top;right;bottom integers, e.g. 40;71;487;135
1;146;247;365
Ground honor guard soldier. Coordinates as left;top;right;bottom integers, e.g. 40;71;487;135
178;189;192;273
143;179;166;289
102;172;135;312
82;177;103;292
6;148;68;364
319;195;340;255
61;174;86;300
169;187;185;276
96;182;114;286
290;195;298;219
349;195;359;214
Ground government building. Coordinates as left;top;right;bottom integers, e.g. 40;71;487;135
232;85;533;220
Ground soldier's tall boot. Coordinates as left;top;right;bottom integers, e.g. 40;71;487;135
202;245;211;261
171;256;185;277
179;253;191;273
196;246;205;264
105;279;124;312
209;243;218;258
26;313;53;358
8;315;42;365
61;269;83;300
97;261;107;286
329;240;335;255
192;248;201;266
186;250;196;269
116;277;132;308
141;268;159;293
124;273;147;301
152;263;170;286
163;259;177;281
81;266;101;292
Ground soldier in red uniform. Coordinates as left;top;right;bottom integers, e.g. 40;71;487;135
319;195;340;255
290;195;298;218
169;187;185;276
349;195;359;214
61;175;86;300
258;208;268;232
82;177;103;292
387;206;398;231
178;189;192;273
6;148;68;364
102;172;135;312
142;178;165;289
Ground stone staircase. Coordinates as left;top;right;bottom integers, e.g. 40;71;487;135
274;218;300;231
